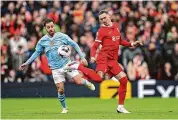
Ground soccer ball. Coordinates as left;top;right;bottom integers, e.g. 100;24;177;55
58;45;71;58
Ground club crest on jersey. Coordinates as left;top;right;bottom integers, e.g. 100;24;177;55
112;36;120;41
50;41;54;46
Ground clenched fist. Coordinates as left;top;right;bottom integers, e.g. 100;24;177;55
132;41;143;47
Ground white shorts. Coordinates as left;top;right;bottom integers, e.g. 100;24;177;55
52;61;79;84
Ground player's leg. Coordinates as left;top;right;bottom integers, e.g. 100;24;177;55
64;61;102;82
78;64;102;82
67;70;95;91
78;70;90;80
55;82;68;113
115;71;130;113
108;60;130;113
52;69;68;114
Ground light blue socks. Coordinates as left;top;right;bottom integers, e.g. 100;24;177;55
58;93;67;108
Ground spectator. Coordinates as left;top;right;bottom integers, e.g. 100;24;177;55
32;16;43;38
170;43;178;80
73;2;84;25
127;53;150;81
1;13;15;36
9;29;28;54
47;7;60;23
162;32;176;62
1;45;12;82
162;62;174;80
7;2;16;14
11;45;28;82
171;26;178;41
144;42;162;79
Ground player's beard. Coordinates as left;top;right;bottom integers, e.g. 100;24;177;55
48;30;55;37
103;22;109;26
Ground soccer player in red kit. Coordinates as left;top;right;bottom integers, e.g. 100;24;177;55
90;10;142;113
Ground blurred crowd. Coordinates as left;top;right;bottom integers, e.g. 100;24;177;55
1;1;178;83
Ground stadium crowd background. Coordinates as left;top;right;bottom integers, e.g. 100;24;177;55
1;1;178;83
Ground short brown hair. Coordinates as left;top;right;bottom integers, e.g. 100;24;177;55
43;18;54;27
99;10;109;16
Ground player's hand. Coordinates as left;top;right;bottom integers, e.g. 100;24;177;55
90;57;96;63
81;58;88;66
132;41;143;47
19;63;28;71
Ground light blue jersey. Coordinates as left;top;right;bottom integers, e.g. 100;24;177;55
25;32;84;69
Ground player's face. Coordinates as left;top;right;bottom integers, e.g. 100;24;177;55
45;22;55;36
99;13;112;26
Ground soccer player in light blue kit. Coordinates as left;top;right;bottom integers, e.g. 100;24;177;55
20;19;95;114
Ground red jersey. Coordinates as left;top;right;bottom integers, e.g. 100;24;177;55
91;22;131;63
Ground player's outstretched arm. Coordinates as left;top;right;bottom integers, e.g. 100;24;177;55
120;39;132;47
19;42;44;71
120;38;143;47
19;50;42;70
90;41;100;63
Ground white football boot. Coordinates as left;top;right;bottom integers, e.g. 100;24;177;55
61;108;68;114
86;81;95;91
117;106;131;114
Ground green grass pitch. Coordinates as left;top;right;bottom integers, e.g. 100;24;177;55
1;97;178;119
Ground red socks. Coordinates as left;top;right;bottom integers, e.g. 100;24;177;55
78;64;102;82
118;76;128;105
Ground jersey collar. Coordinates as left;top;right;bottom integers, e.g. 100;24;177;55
47;33;56;39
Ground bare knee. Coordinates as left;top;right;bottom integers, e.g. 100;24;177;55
73;74;83;85
78;71;84;77
115;71;128;84
75;79;83;85
116;71;127;79
56;83;65;94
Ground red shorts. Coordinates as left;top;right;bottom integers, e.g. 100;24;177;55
96;59;123;77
